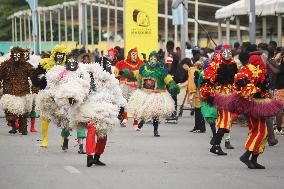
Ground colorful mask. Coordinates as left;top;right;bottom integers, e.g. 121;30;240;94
148;51;158;67
54;52;66;65
66;56;78;71
221;45;232;61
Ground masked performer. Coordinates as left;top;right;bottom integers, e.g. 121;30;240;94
114;48;144;128
0;47;35;135
215;55;282;169
201;45;238;155
50;59;125;166
120;51;180;137
32;44;67;147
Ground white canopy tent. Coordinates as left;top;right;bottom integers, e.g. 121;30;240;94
215;0;284;45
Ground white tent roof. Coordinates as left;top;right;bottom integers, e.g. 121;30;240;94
260;0;284;15
215;0;284;19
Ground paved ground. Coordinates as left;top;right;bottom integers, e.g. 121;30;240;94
0;112;283;189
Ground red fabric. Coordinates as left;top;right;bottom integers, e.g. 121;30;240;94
86;122;96;155
15;117;19;129
30;118;37;132
133;119;139;125
96;136;107;155
123;112;128;120
245;117;268;154
86;122;107;156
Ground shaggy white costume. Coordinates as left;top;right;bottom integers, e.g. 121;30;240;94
53;63;126;137
35;65;71;130
49;63;125;166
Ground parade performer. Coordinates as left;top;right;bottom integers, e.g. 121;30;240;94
215;55;282;169
114;48;144;128
0;47;35;135
120;51;180;137
32;44;68;147
201;45;238;155
49;59;125;166
189;59;217;143
181;58;206;133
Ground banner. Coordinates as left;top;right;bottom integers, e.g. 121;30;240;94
172;4;184;25
124;0;158;58
26;0;38;36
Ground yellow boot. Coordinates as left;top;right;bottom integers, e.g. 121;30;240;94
40;118;49;148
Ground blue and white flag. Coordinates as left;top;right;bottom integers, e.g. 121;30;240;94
26;0;38;36
172;4;184;25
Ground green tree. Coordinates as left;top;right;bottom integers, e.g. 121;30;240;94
0;0;69;41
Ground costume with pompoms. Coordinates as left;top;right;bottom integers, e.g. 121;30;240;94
114;48;144;128
120;51;180;137
0;47;35;135
32;44;68;148
201;45;238;155
215;55;282;169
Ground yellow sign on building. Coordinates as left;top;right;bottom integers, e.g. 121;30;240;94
124;0;158;58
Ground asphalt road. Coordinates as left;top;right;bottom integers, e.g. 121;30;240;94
0;112;283;189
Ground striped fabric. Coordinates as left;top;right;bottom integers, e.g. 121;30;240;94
245;117;268;154
216;108;232;131
166;55;173;64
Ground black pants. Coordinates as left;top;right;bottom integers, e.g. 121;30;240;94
18;114;28;134
138;118;159;131
214;128;229;145
171;94;178;115
194;108;206;132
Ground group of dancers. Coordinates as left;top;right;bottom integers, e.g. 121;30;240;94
0;44;180;167
0;43;282;169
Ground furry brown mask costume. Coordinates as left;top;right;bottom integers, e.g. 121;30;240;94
11;47;26;63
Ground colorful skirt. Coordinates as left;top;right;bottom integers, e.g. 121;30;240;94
127;89;175;121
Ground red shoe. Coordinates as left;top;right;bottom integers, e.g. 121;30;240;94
30;127;38;132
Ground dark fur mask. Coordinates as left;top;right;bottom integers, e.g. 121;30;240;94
10;46;26;63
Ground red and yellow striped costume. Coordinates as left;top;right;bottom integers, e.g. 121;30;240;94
245;117;268;154
216;109;232;131
215;85;234;131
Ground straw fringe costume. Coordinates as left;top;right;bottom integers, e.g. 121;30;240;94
114;48;144;128
31;44;68;148
0;47;35;135
121;51;180;137
215;55;282;169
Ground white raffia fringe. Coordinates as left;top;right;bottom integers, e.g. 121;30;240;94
35;89;70;129
70;95;120;138
121;84;137;101
126;89;175;121
47;63;126;136
0;94;33;115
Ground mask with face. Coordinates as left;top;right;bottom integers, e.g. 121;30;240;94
221;45;232;61
148;51;158;67
10;47;25;63
54;52;65;65
12;51;21;62
24;50;30;61
131;52;138;63
66;57;78;71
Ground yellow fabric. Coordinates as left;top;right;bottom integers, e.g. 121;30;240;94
40;118;49;148
40;44;68;71
164;75;174;85
186;67;200;108
114;67;119;76
133;70;141;81
187;67;197;93
124;0;158;57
